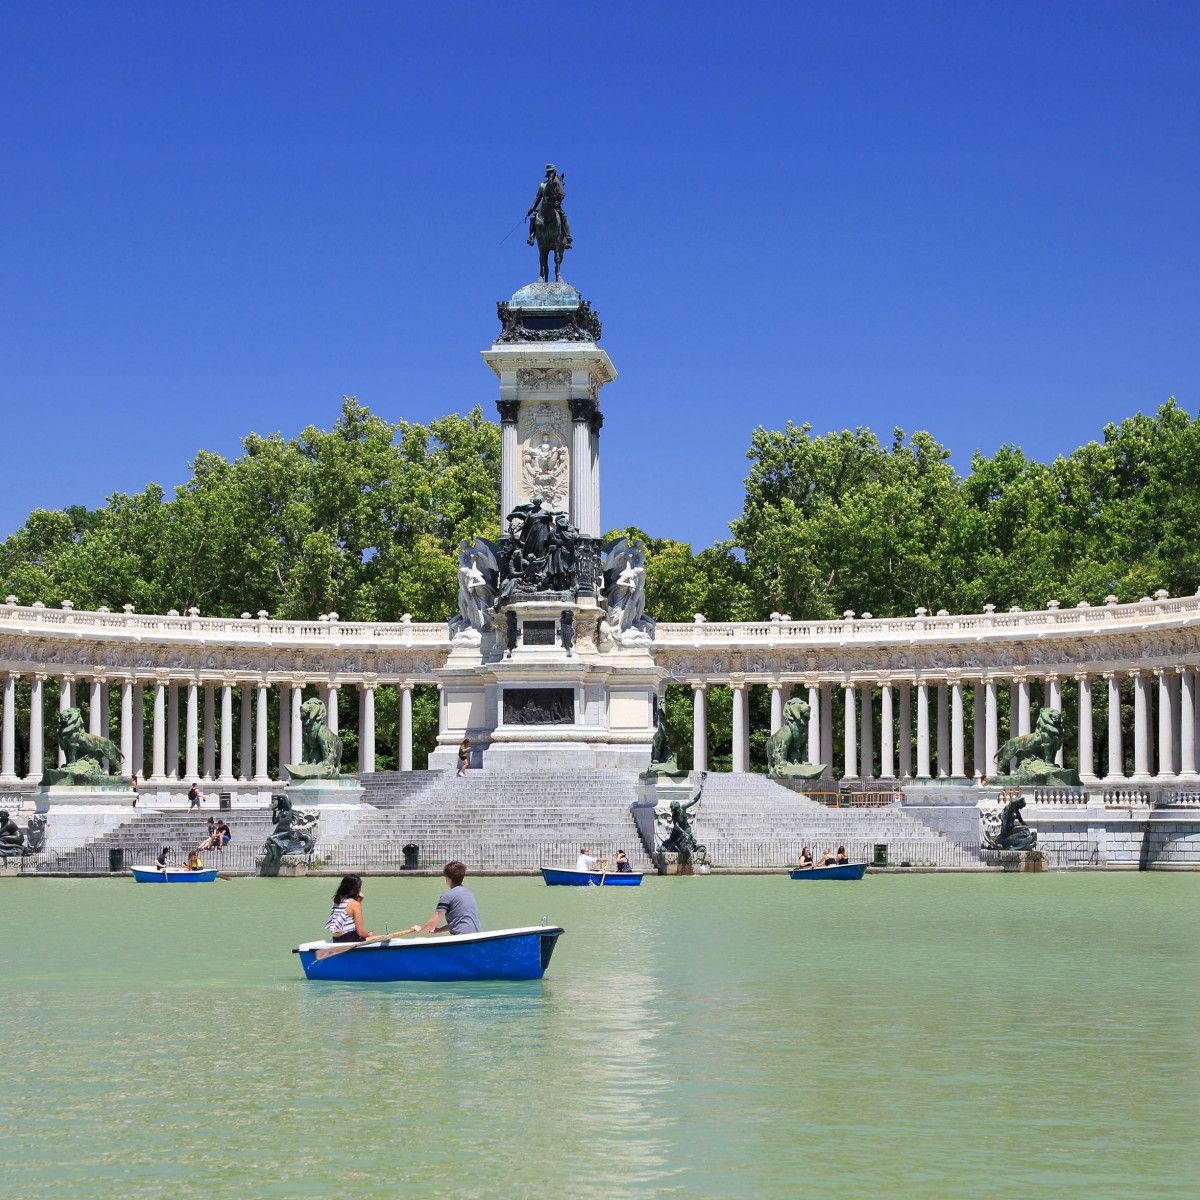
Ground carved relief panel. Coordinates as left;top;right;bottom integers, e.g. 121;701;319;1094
517;400;570;509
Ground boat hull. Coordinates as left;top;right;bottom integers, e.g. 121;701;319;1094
789;863;868;880
130;866;219;884
295;926;564;982
541;867;643;886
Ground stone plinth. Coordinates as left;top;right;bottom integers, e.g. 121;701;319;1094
33;784;140;850
256;853;308;877
0;859;22;878
284;777;363;843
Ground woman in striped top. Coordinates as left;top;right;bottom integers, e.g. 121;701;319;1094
325;874;372;943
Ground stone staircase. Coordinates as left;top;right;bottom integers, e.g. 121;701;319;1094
83;809;277;871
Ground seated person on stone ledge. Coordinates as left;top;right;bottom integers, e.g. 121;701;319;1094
835;845;849;865
796;847;814;870
816;848;836;868
155;846;172;871
198;818;217;850
325;874;372;943
404;861;481;937
576;847;606;873
614;849;632;873
186;850;203;871
214;820;231;848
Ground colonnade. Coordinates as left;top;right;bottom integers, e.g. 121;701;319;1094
686;668;1200;782
0;674;422;785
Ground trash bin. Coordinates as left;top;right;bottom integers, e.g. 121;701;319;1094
402;843;419;871
872;843;888;868
218;792;232;811
109;847;124;873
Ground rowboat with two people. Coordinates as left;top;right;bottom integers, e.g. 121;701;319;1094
542;847;644;886
130;865;220;883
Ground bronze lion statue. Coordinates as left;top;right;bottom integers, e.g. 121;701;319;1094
40;706;128;786
285;697;343;780
995;707;1063;775
766;696;825;779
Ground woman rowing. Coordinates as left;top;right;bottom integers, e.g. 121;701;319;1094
325;874;373;943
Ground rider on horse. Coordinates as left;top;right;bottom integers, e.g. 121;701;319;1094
527;163;572;249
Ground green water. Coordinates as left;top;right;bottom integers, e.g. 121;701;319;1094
1;875;1197;1199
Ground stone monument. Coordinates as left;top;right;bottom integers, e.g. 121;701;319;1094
995;708;1080;786
766;697;826;780
257;795;319;877
283;696;363;830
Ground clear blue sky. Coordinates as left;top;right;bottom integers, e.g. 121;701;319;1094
2;1;1198;549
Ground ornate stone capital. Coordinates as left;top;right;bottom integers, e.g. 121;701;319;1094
569;397;595;423
496;399;520;424
589;410;604;436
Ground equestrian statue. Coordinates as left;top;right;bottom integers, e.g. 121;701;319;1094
526;163;572;283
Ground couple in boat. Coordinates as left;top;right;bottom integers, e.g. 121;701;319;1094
325;861;481;944
795;845;850;870
575;848;632;874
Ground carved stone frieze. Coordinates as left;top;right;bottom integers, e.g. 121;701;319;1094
517;367;572;391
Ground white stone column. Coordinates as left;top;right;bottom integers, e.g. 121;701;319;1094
100;683;109;748
1106;673;1124;781
916;682;931;779
589;412;602;538
278;684;292;775
820;686;833;777
1076;675;1095;781
1133;672;1151;780
569;399;593;535
693;685;708;773
1157;670;1175;779
118;678;133;777
324;685;339;735
859;685;873;779
151;681;166;780
58;676;73;765
0;673;16;781
185;682;199;780
498;400;519;521
88;678;103;736
1017;678;1031;736
936;682;949;778
290;686;303;767
399;684;414;772
360;685;376;773
27;674;44;782
255;685;270;781
951;681;965;778
1046;677;1063;765
972;683;985;778
239;685;252;781
731;684;749;773
203;684;215;781
985;679;999;775
807;684;821;766
1008;681;1018;741
220;683;234;781
132;683;144;778
167;683;180;779
898;684;912;779
1172;672;1183;776
880;684;894;779
842;684;858;780
770;685;785;735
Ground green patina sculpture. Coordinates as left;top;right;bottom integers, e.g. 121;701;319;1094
984;795;1038;851
0;811;28;859
648;707;680;775
995;708;1080;786
285;698;343;780
658;775;707;859
40;707;130;787
261;796;318;865
766;697;826;780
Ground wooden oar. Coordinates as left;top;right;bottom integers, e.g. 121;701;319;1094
314;928;416;962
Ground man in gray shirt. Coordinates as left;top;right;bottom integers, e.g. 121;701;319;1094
407;860;481;936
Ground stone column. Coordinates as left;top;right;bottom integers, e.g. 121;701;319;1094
842;684;858;780
399;684;414;772
951;681;965;778
1106;673;1124;781
1008;681;1018;742
497;400;519;522
185;682;199;780
770;685;785;735
100;683;109;749
119;678;133;778
859;685;873;779
731;684;749;774
0;673;16;781
360;685;376;774
898;684;912;779
278;684;292;776
1076;675;1095;781
290;686;303;766
167;683;179;779
88;678;103;736
1133;672;1151;781
916;682;931;779
132;683;144;779
203;684;216;781
935;683;949;778
239;685;252;781
220;683;234;781
255;685;270;781
569;399;593;535
1157;670;1175;780
27;674;44;782
57;675;73;766
807;684;821;766
1179;669;1197;781
1017;678;1031;736
151;681;166;780
972;683;985;778
324;685;339;735
1046;677;1063;764
820;686;833;777
589;410;604;537
693;685;708;773
880;684;894;778
985;679;999;774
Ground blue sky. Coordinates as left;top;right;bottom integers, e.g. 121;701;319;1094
2;1;1198;549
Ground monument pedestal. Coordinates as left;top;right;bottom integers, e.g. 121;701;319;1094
284;776;363;844
34;784;139;850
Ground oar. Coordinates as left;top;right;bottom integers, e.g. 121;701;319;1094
314;928;416;962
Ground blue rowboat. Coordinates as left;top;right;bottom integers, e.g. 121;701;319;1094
541;866;644;887
130;865;220;884
789;863;868;881
294;926;565;983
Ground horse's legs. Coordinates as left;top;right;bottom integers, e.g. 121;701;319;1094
554;249;562;282
539;246;549;283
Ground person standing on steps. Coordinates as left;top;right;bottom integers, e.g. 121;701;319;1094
457;738;470;778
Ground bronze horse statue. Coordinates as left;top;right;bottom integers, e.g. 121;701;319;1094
533;201;568;283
